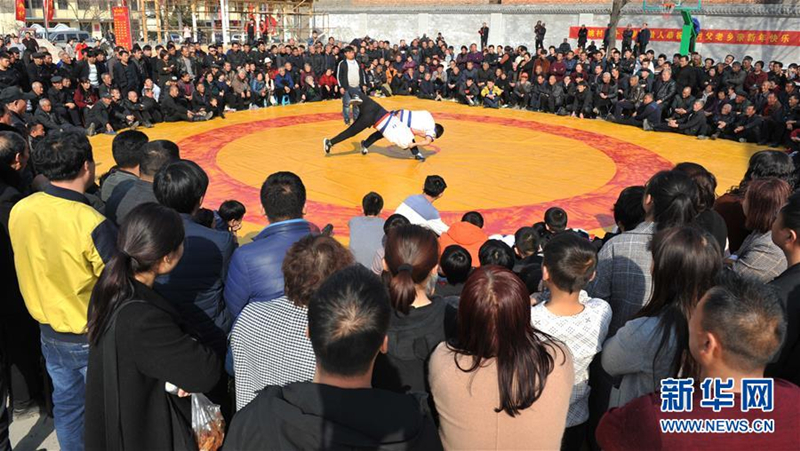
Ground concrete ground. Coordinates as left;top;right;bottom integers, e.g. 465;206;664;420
9;407;59;451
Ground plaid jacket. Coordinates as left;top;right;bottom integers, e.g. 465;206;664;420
588;222;656;337
732;230;787;283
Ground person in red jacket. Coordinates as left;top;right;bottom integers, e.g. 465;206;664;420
319;68;339;99
438;211;488;265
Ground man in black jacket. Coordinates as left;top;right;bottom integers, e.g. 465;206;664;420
225;265;443;451
636;23;651;54
724;104;763;143
112;50;141;95
162;85;211;122
336;46;367;124
654;100;708;136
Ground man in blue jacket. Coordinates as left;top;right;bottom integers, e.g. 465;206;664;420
225;171;317;320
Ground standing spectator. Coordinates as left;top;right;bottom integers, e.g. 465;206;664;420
728;178;790;282
430;266;574;449
230;235;353;410
621;25;634;53
674;162;728;251
602;226;721;408
85;203;221;450
336;46;366;124
100;130;149;202
531;233;611;451
225;265;443;450
105;140;177;225
395;175;449;235
0;131;44;417
767;191;800;385
479;22;490;49
373;225;457;395
535;21;547;51
597;274;798;450
152;160;235;356
9;132;115;451
636;23;650;54
348;191;386;268
577;25;589;50
225;171;317;319
590;170;698;337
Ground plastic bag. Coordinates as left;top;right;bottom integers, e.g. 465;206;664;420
191;393;225;451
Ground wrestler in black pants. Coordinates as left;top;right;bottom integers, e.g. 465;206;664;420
329;95;387;147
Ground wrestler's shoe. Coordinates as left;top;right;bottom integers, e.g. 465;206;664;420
413;152;426;162
323;138;332;154
349;95;363;106
360;140;369;155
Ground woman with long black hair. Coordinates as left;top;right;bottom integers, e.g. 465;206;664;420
602;226;721;408
429;266;573;449
85;203;221;450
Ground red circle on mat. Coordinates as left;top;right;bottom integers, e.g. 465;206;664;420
177;112;672;235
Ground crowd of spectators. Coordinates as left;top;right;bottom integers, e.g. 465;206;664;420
0;25;798;451
2;27;798;146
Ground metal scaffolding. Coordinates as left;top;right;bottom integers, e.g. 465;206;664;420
137;0;327;45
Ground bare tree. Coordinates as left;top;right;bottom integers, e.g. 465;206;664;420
67;0;111;28
607;0;632;50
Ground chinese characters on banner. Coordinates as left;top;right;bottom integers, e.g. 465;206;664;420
112;6;133;51
568;27;800;47
15;0;25;21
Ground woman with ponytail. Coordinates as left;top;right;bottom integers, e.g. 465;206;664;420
85;203;221;450
372;224;457;399
602;226;721;408
728;177;790;282
590;170;699;337
429;266;573;449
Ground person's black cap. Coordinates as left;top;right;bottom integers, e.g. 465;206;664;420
0;87;35;104
0;52;9;60
100;92;112;99
51;75;63;83
8;47;20;54
32;52;45;59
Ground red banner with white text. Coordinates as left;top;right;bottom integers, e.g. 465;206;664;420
569;27;800;47
112;6;133;51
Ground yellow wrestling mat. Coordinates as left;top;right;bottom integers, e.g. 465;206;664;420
89;98;763;242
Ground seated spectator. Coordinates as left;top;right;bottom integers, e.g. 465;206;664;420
395;175;449;235
349;191;386;268
372;225;456;399
225;265;443;450
602;226;721;408
674;162;728;251
714;150;794;253
106;140;177;225
162;85;212;122
479;239;516;270
230;235;353;410
214;199;246;235
153;160;236;357
513;226;544;294
85;203;221;450
435;244;472;299
767;191;800;385
225;171;318;319
597;273;798;450
531;233;611;451
430;266;574;450
728;178;790;282
438;210;488;264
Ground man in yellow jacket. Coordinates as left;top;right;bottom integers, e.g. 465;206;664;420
9;131;115;451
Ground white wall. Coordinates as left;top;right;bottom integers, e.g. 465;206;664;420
321;5;799;63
